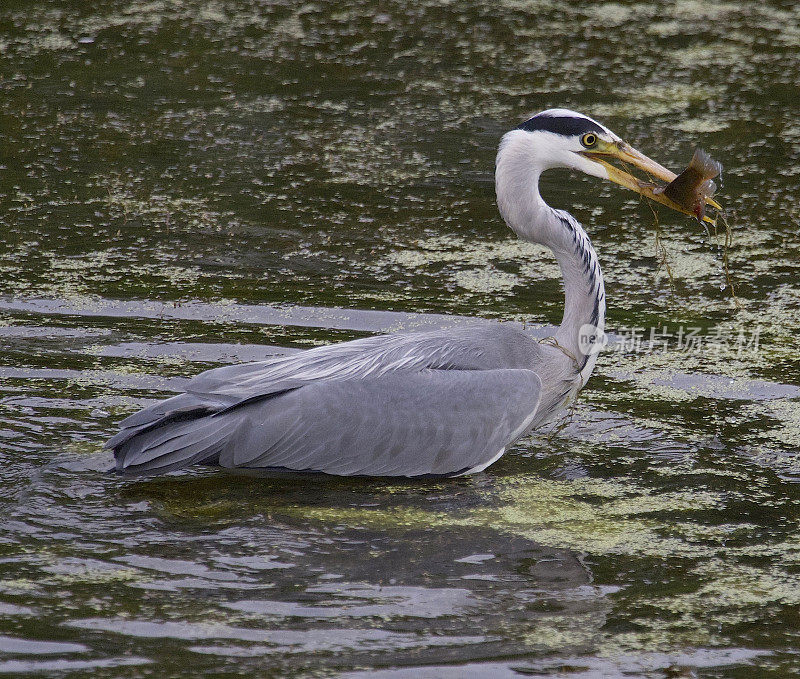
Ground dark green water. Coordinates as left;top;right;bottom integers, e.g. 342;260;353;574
2;1;800;677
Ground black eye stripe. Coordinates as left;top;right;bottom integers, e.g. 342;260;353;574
518;114;605;137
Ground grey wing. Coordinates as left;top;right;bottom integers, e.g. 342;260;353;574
119;368;542;477
108;324;544;449
186;324;541;399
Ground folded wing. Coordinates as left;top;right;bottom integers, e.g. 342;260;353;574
108;325;544;477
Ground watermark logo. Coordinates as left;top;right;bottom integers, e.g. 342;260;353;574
578;324;608;356
581;324;761;356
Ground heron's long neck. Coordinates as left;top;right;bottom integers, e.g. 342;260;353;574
496;162;606;382
549;209;606;374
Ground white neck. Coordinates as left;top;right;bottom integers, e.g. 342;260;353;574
496;132;606;383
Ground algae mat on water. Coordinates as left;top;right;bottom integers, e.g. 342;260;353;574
2;0;800;676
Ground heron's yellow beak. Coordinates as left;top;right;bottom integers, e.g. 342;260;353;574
581;140;722;225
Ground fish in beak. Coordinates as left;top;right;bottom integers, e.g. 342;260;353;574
581;140;723;225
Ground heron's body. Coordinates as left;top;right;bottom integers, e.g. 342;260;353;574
109;109;716;477
110;324;580;476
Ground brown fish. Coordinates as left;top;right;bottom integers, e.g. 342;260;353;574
660;148;722;223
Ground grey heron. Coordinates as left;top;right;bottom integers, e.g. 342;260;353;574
108;109;719;477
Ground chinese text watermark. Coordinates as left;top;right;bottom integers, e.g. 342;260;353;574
578;324;761;356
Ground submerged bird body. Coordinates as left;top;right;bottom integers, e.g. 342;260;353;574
110;324;580;476
109;109;719;477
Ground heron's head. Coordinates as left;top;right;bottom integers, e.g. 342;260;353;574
496;108;721;225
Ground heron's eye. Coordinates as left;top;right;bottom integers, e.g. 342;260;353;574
581;133;598;148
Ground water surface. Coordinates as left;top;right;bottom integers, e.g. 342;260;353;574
2;1;800;677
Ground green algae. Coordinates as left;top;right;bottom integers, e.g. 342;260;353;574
484;477;725;559
668;118;731;134
2;0;800;675
589;84;726;119
743;399;800;449
234;471;800;652
266;475;723;561
381;235;562;299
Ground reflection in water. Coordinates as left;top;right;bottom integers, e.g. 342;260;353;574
2;0;800;675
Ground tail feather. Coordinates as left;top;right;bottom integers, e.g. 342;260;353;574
109;382;291;477
117;392;230;430
114;416;241;476
120;418;224;467
110;391;244;476
106;393;228;450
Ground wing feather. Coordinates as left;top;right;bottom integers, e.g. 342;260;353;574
110;324;547;476
186;324;539;400
215;368;542;477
